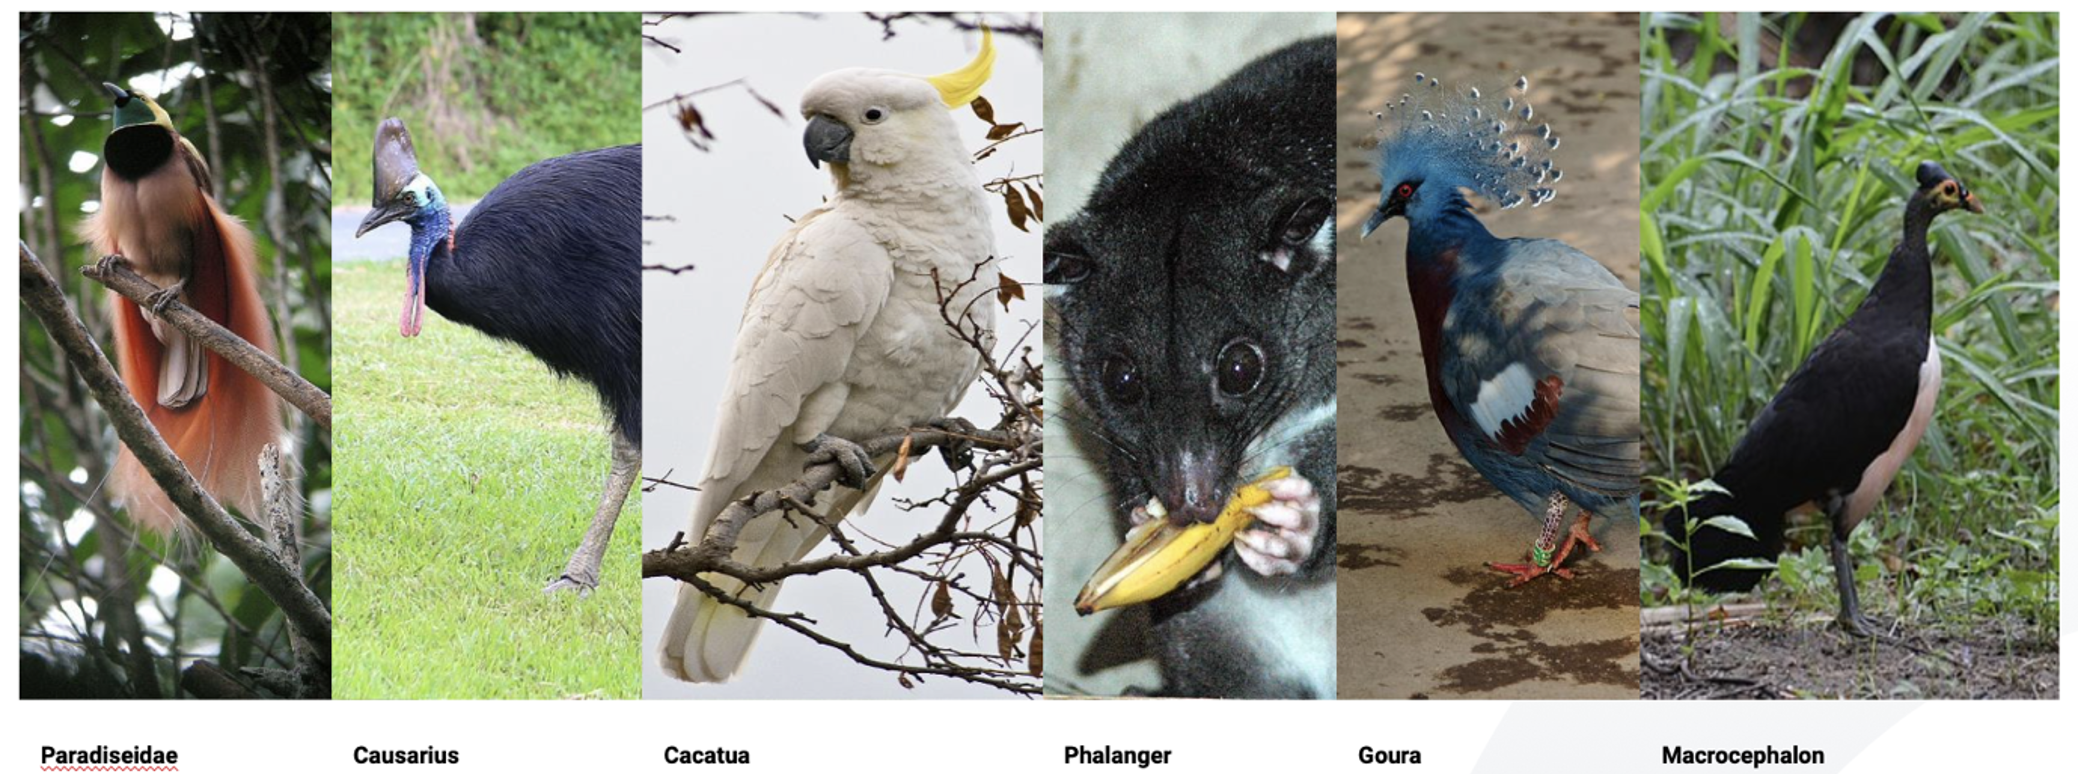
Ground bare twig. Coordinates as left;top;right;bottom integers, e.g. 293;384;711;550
81;256;333;430
21;244;333;672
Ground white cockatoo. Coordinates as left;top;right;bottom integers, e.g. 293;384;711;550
660;30;1002;682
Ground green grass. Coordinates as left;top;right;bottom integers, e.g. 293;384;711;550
333;260;638;699
1641;12;2059;639
333;12;640;202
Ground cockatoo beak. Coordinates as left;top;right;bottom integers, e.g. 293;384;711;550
804;114;853;169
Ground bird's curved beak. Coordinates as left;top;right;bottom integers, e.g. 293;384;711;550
1360;209;1388;240
355;200;412;239
804;114;853;169
102;82;131;102
1962;192;1984;214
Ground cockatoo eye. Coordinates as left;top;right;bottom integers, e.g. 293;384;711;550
862;107;887;124
1215;341;1265;397
1101;355;1144;406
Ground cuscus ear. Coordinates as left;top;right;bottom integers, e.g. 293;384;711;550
1043;220;1091;302
1259;196;1335;279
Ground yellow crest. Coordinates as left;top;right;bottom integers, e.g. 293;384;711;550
924;27;995;109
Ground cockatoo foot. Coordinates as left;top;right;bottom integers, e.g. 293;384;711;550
1236;473;1321;577
924;417;979;470
802;433;876;488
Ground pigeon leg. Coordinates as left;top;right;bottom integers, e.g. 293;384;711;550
1489;491;1575;586
545;430;640;596
1548;510;1602;568
802;433;877;489
1828;526;1875;638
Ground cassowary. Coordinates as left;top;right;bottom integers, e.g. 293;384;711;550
83;83;284;533
1666;161;1979;636
354;118;642;594
1361;73;1642;586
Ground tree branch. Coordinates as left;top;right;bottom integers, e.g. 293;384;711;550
80;255;333;430
20;243;333;674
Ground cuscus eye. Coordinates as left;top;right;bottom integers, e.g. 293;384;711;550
1215;341;1265;397
1101;355;1143;405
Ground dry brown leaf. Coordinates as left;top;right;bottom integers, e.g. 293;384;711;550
931;580;953;619
995;272;1025;311
1022;183;1044;221
971;95;996;124
986;121;1024;141
892;433;914;482
1001;186;1031;232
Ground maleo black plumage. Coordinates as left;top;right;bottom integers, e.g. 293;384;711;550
1667;161;1981;636
356;118;642;595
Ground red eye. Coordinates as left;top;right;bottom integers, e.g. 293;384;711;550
1395;183;1415;200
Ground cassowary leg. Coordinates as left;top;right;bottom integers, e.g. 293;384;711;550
1828;526;1875;638
801;433;876;489
1489;491;1575;586
545;431;641;596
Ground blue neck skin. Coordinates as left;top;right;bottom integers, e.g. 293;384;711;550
405;181;454;264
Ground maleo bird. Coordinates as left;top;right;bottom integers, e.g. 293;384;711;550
1361;74;1642;586
354;119;642;595
659;30;1001;683
83;83;284;533
1667;161;1980;636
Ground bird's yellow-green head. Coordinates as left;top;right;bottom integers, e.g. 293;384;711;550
100;83;181;181
104;82;172;130
799;27;996;186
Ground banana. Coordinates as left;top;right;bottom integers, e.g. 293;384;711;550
1073;467;1292;615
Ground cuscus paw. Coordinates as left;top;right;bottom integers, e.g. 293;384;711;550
1236;474;1321;577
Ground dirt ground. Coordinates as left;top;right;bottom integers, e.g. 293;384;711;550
1334;12;1643;700
1643;613;2060;700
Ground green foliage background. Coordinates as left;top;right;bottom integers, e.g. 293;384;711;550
1641;12;2059;640
333;12;640;203
18;12;332;698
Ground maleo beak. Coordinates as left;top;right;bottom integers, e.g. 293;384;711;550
1963;192;1984;214
804;114;853;169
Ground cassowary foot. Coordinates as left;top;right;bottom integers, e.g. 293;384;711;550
802;433;876;489
544;569;599;597
545;432;640;598
925;417;979;471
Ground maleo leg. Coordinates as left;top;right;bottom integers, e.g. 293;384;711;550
545;430;641;596
1828;524;1874;638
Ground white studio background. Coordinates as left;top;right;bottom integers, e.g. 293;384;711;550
640;12;1044;699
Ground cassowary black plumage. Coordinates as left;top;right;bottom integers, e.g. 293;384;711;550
355;117;642;595
1666;160;1980;636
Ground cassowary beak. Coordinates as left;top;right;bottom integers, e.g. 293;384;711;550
804;114;853;169
355;201;413;239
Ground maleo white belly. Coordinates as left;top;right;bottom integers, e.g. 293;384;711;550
1844;335;1941;528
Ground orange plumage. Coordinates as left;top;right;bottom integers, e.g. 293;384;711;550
82;90;284;534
